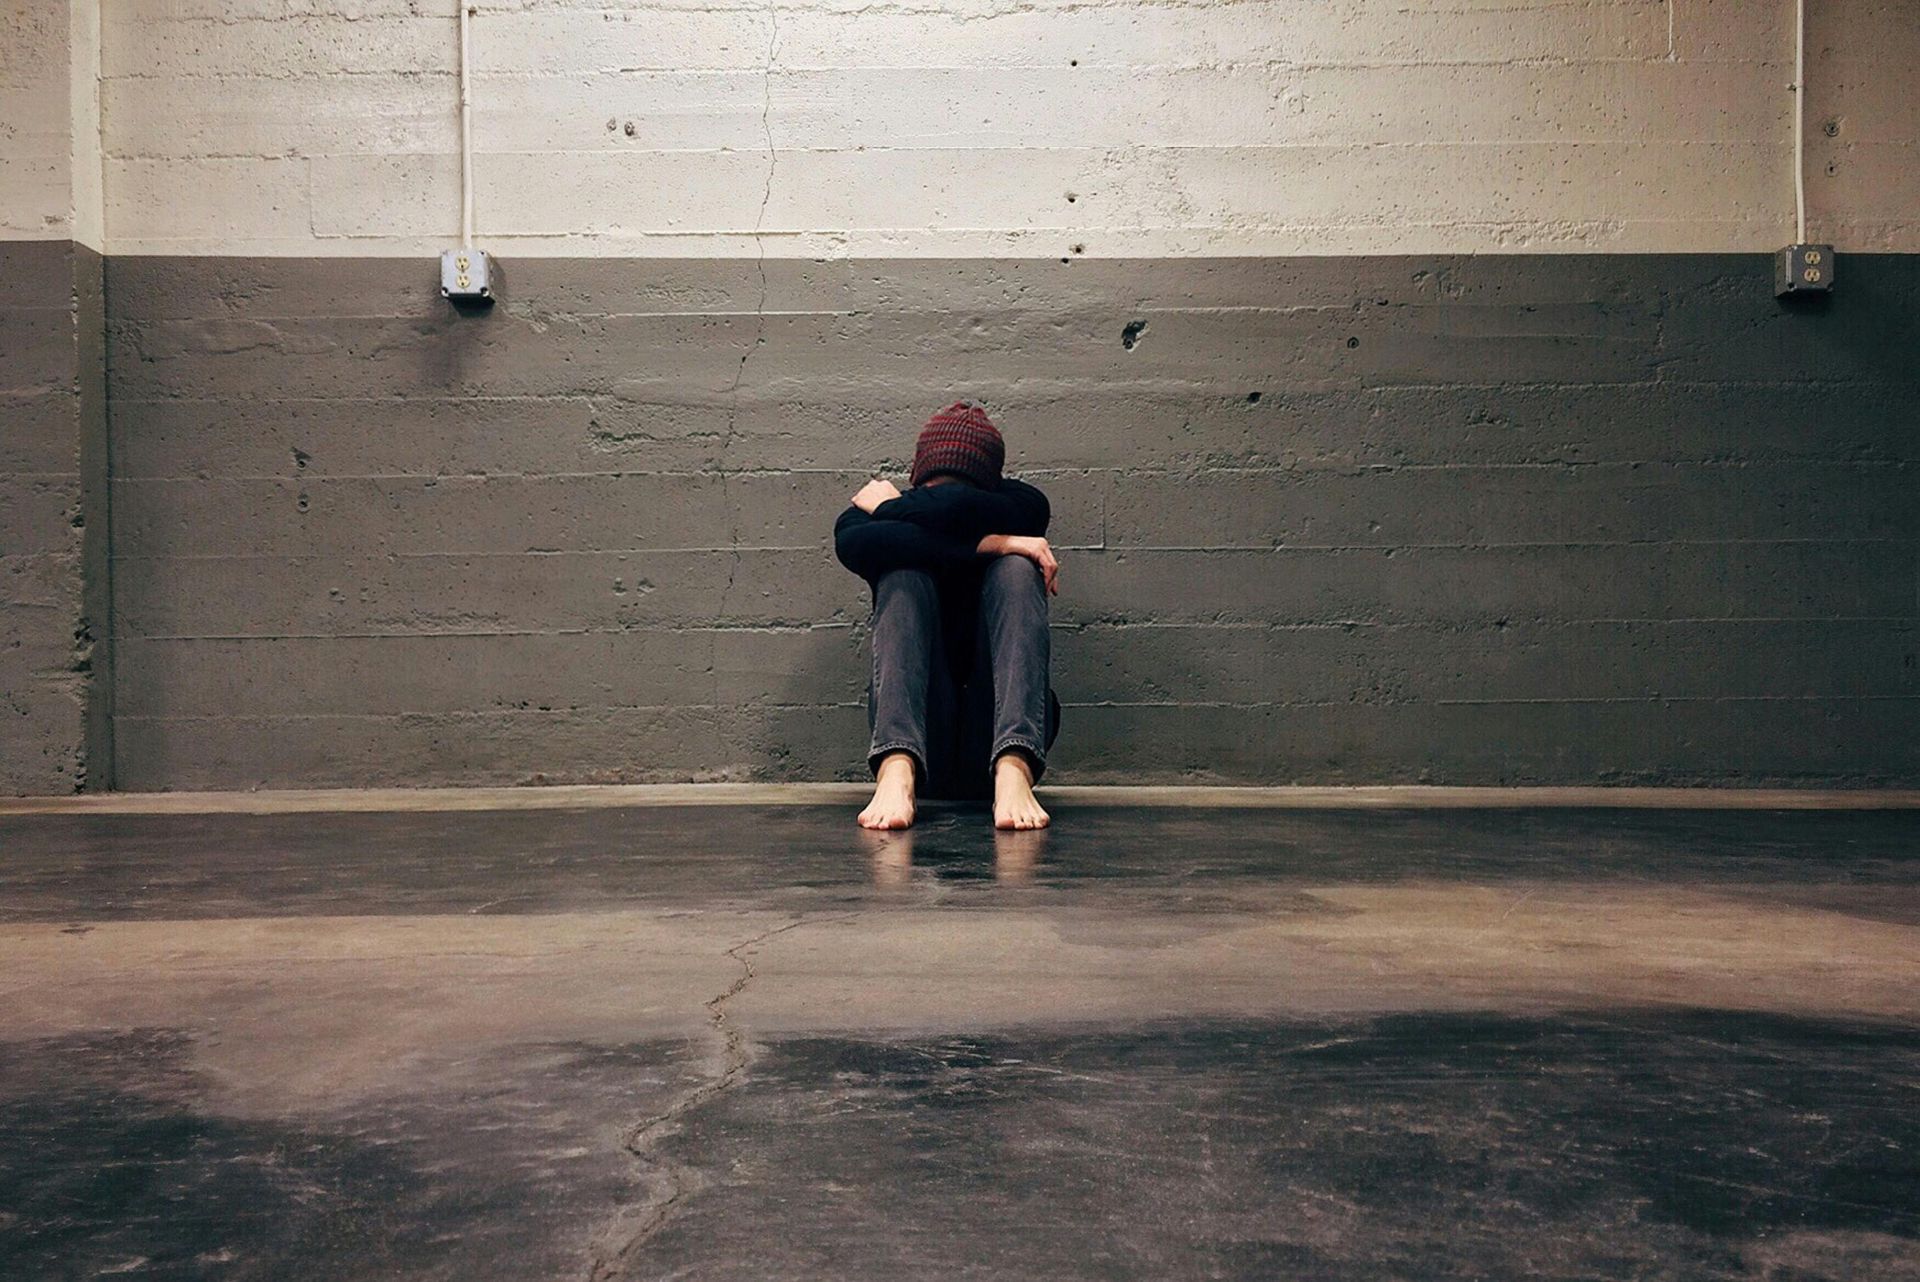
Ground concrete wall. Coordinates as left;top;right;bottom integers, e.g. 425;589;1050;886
5;0;1919;791
105;253;1919;788
1;2;109;794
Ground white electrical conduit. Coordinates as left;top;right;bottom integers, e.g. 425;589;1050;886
460;2;475;246
1793;0;1807;243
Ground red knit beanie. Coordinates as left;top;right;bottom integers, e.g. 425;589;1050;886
909;401;1005;488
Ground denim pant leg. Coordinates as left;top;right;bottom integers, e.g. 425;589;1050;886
975;555;1056;781
866;569;952;782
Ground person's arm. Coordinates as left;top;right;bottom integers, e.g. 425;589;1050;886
976;531;1061;595
871;477;1051;542
834;504;990;581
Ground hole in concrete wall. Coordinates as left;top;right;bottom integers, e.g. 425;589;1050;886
1066;192;1077;203
1121;320;1148;350
70;619;93;674
1071;244;1085;254
1346;336;1360;348
1246;391;1262;404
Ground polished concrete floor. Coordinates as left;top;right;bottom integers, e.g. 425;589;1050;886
1;797;1918;1280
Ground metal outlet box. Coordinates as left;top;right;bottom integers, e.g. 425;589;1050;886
441;248;493;302
1776;244;1835;297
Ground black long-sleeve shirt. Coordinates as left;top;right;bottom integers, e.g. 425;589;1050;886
834;477;1052;679
833;477;1051;584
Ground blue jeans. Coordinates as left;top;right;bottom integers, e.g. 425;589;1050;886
866;557;1061;800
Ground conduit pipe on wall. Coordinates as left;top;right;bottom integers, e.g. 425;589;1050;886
456;0;472;247
1793;0;1807;243
1774;0;1830;296
441;3;493;302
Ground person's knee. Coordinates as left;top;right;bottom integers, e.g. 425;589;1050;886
982;553;1044;598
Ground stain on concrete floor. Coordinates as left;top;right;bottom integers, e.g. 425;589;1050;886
0;803;1916;1279
0;1031;702;1282
644;1014;1920;1281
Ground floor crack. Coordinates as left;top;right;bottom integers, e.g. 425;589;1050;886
585;912;849;1281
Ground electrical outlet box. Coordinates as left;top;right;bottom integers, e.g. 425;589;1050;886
1776;244;1834;297
441;248;493;302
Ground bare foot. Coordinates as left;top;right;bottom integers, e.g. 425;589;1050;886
858;753;917;829
992;753;1050;830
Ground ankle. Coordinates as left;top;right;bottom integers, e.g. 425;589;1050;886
994;752;1035;787
876;752;917;790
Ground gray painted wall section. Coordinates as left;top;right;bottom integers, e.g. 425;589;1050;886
0;240;108;793
85;254;1920;788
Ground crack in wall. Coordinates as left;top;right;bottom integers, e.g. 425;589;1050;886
584;912;847;1281
714;0;781;621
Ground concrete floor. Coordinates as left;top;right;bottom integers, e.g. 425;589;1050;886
2;795;1918;1280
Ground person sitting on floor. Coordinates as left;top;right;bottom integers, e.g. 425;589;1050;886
833;401;1061;831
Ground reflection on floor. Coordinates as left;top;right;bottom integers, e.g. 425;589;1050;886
2;801;1916;1279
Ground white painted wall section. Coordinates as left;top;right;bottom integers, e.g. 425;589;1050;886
2;2;77;239
0;0;103;246
76;0;1920;255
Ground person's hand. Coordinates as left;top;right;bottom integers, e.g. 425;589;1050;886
979;534;1060;595
852;477;902;513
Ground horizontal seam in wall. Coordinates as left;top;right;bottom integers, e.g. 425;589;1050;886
106;539;1920;561
105;230;1872;255
108;617;1920;643
110;695;1920;723
97;58;1782;80
100;139;1830;160
107;461;1918;482
99;382;1920;400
